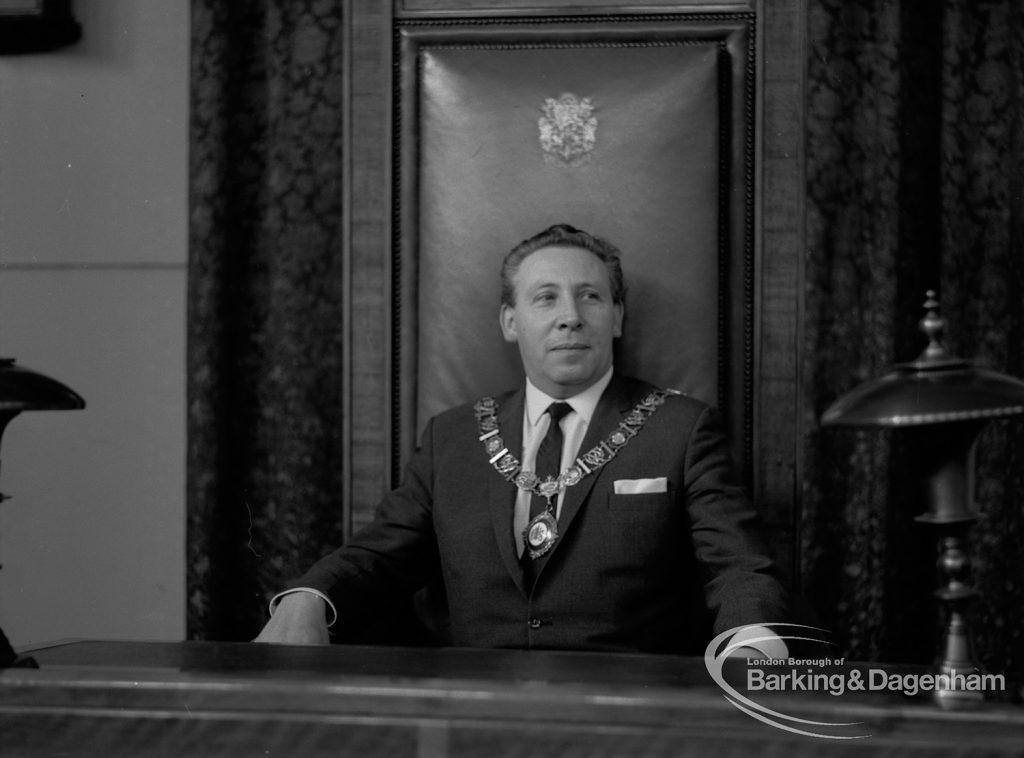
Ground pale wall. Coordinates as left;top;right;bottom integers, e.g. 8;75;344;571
0;1;188;645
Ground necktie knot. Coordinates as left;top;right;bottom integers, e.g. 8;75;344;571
536;402;572;478
546;401;573;425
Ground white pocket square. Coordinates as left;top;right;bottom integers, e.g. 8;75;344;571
613;477;667;495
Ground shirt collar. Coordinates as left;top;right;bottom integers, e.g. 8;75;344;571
525;366;613;428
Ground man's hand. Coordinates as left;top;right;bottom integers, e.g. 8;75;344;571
253;592;330;645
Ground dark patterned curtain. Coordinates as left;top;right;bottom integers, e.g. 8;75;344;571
803;0;1024;684
186;1;348;640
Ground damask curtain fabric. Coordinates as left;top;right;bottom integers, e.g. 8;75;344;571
803;0;1024;681
187;1;347;640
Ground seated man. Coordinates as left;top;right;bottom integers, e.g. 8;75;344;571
255;224;791;655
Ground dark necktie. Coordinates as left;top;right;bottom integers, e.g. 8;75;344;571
528;401;574;524
522;402;573;582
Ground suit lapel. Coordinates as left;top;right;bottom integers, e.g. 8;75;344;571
486;387;528;596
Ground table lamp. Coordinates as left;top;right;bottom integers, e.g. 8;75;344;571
821;292;1024;707
0;357;84;668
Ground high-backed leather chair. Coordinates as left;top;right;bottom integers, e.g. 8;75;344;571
344;13;762;645
393;15;758;483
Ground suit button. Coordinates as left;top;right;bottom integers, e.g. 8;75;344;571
528;617;543;630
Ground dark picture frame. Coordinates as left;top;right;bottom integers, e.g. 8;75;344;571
0;0;80;54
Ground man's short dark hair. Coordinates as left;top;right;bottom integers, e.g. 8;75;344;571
500;224;626;308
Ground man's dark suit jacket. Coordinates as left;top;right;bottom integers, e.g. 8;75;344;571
291;373;790;654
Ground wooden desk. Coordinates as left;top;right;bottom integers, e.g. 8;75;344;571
1;641;1021;756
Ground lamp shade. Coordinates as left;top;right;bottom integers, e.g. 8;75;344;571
0;358;85;413
821;293;1024;428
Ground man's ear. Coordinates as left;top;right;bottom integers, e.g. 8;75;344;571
499;304;518;343
612;301;624;338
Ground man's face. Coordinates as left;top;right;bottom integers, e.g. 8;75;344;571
500;245;624;399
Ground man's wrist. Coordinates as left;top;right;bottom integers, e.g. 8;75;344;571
268;588;338;627
727;625;788;659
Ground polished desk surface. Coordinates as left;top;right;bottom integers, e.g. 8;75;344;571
1;640;1022;757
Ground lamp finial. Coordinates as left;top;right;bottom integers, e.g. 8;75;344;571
918;290;952;364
